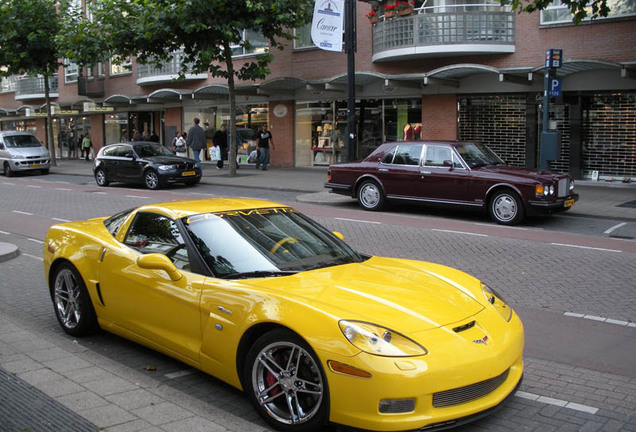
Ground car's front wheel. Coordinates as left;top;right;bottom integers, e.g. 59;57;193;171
244;329;329;432
144;169;161;190
489;189;525;225
357;179;385;211
3;162;14;177
95;168;109;186
52;262;98;337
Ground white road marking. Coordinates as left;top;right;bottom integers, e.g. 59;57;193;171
125;195;150;199
334;217;381;225
55;188;72;191
94;191;108;195
550;243;621;253
12;211;33;216
0;230;9;235
2;182;15;185
165;370;195;379
564;312;635;327
604;222;627;235
23;253;43;261
28;238;44;245
432;229;488;237
27;185;41;188
52;218;71;222
515;391;599;414
55;181;70;184
474;223;530;230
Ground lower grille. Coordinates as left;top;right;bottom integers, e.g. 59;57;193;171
433;369;510;408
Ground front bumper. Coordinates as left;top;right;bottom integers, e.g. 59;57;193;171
160;170;202;183
527;193;579;214
321;312;525;432
7;159;51;172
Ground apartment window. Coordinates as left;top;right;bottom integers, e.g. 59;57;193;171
65;61;79;83
110;56;132;76
541;0;636;24
231;29;269;56
294;22;315;49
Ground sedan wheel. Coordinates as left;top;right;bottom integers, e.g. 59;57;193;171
144;170;161;190
3;162;14;177
245;330;328;432
357;180;385;211
52;263;98;336
489;190;524;225
95;168;109;186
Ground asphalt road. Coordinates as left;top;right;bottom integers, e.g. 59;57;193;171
1;174;635;432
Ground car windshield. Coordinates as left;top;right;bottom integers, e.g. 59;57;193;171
456;143;505;168
3;135;42;148
183;207;365;279
133;143;174;158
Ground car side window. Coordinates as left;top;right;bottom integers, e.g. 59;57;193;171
123;212;190;271
424;146;457;168
380;146;397;164
393;144;422;166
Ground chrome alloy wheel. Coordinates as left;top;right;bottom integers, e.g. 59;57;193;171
251;341;324;425
144;170;160;189
359;182;382;209
492;193;518;223
54;268;82;330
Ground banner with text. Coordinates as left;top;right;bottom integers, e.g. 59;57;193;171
311;0;344;52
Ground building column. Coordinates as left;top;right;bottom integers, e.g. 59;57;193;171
421;94;458;141
269;100;295;167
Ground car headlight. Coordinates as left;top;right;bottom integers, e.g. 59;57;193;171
535;184;555;197
339;320;427;357
157;164;175;171
482;284;512;322
570;180;575;192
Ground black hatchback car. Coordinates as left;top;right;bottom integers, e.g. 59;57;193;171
93;142;202;189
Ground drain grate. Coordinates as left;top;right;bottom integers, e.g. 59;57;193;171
0;367;98;432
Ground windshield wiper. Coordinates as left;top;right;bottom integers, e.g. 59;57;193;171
223;270;298;280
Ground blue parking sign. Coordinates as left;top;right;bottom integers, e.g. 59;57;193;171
549;78;561;97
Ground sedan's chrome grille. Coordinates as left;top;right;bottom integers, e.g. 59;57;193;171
433;369;510;408
558;178;569;197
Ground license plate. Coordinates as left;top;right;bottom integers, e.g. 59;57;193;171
564;199;575;208
29;164;41;168
182;171;196;177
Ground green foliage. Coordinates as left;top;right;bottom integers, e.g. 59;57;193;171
506;0;611;24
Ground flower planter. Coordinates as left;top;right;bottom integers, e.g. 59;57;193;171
398;7;413;16
384;10;396;18
369;16;378;24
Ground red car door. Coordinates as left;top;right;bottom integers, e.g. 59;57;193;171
376;144;425;199
418;145;470;203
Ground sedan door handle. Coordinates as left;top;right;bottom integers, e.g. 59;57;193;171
378;168;388;172
420;171;431;175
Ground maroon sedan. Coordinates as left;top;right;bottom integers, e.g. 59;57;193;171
325;141;578;225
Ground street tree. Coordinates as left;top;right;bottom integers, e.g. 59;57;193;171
507;0;613;23
0;0;73;165
86;0;313;175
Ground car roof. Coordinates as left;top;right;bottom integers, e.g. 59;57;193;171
0;131;36;137
134;198;287;219
382;140;474;148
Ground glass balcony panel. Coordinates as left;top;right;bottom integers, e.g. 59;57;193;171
15;75;59;100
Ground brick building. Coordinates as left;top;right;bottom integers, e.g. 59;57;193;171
1;0;634;180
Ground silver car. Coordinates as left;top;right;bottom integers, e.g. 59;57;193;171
0;131;51;176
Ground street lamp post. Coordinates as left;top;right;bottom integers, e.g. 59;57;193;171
345;0;357;162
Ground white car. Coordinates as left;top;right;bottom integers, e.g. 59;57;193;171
0;131;51;176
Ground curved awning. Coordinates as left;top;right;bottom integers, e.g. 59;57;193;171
103;94;145;106
192;84;229;99
531;59;626;77
147;88;192;101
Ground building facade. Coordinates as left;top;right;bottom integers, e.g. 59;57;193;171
1;0;635;180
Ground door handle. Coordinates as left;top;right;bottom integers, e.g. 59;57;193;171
378;168;388;172
420;171;431;175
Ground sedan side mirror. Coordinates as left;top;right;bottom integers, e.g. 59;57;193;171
443;160;454;170
137;253;182;281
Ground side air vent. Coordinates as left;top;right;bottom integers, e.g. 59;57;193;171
453;321;476;333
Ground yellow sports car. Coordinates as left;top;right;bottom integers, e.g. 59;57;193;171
43;198;524;432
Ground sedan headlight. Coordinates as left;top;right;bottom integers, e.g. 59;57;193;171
339;320;427;357
535;184;555;197
157;164;176;171
482;284;512;322
570;180;575;192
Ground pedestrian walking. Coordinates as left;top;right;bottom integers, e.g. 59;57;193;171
256;124;274;170
81;133;92;161
212;125;227;169
186;118;206;163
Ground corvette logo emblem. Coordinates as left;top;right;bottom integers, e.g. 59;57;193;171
473;336;488;345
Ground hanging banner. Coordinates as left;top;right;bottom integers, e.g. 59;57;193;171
311;0;344;52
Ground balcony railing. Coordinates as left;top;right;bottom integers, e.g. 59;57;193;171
372;4;515;62
0;76;18;94
137;50;207;85
15;75;59;100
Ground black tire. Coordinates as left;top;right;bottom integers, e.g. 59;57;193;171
95;168;109;186
144;169;161;190
244;329;329;432
4;162;14;177
51;262;98;337
357;179;385;211
489;189;525;225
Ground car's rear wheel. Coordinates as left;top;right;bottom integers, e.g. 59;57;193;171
144;169;161;190
52;262;98;337
357;179;385;211
3;162;14;177
489;189;524;225
95;168;109;186
244;329;329;432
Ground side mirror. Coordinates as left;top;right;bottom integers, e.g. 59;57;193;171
332;231;344;240
443;160;454;169
0;143;4;150
137;253;182;281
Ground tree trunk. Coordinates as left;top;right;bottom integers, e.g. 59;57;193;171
43;71;57;166
224;41;237;177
